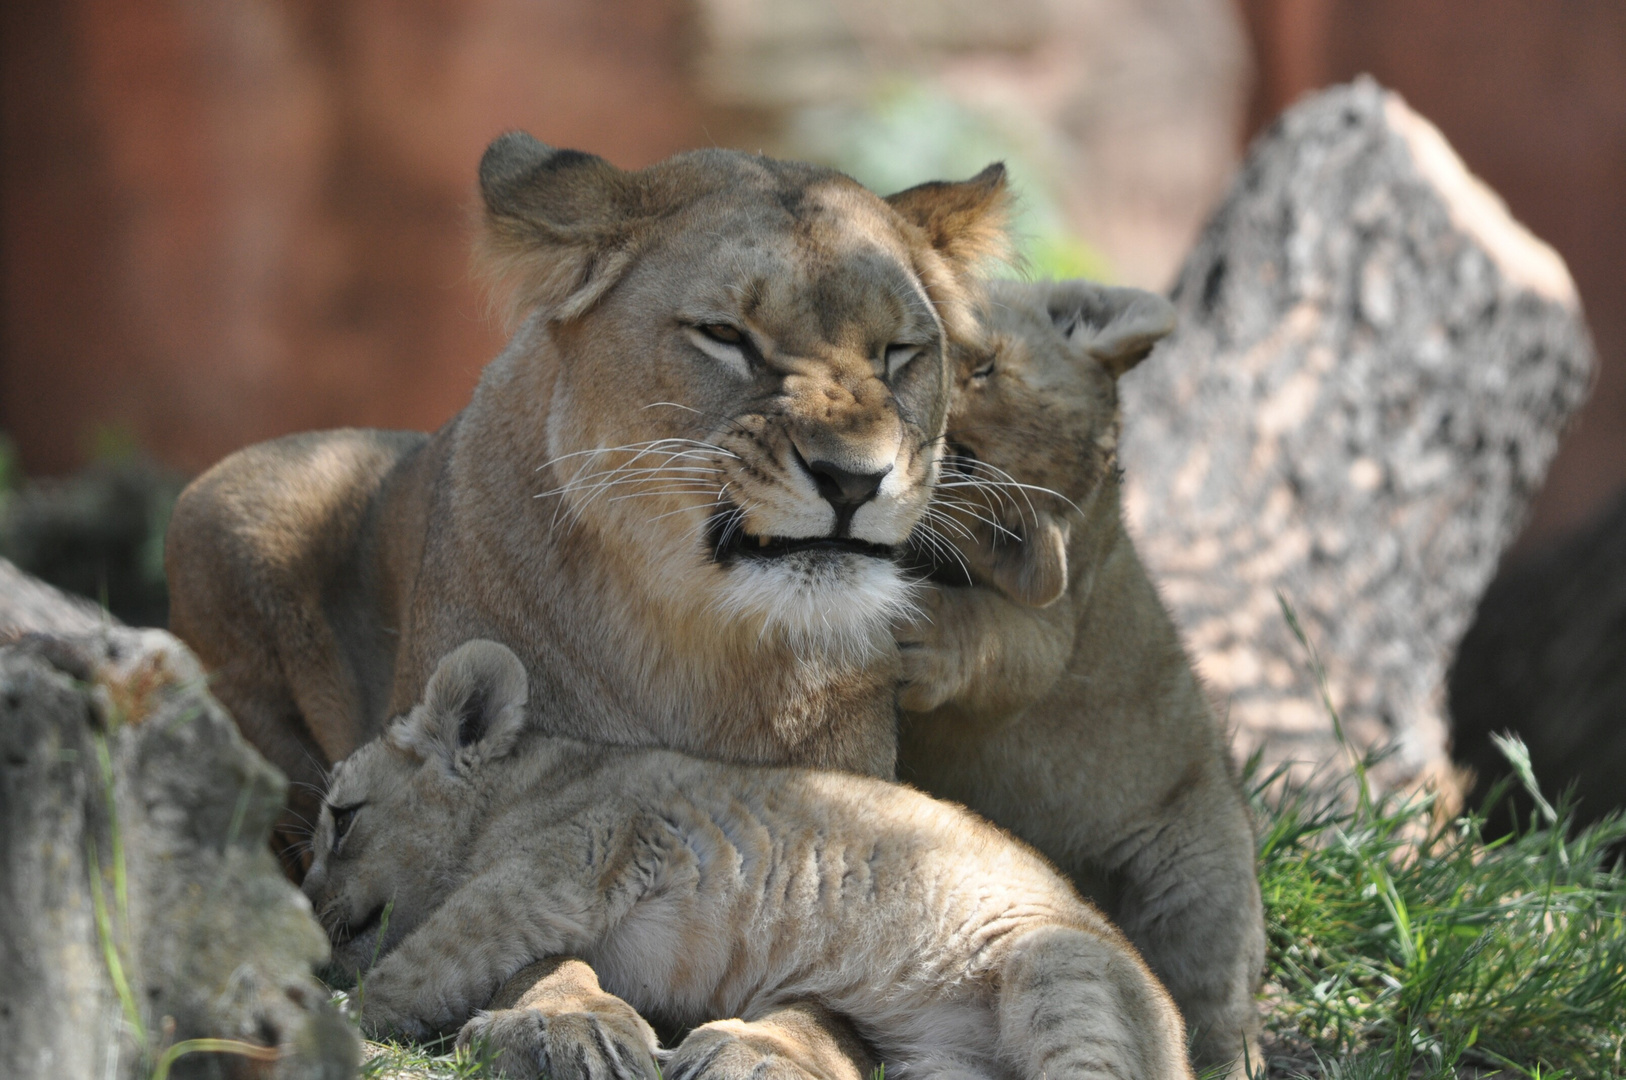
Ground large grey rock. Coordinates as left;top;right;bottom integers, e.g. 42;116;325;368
0;626;358;1079
1119;78;1595;784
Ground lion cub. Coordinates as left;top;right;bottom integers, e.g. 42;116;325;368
896;279;1265;1072
303;639;1191;1080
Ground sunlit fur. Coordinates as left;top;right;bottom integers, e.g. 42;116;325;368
165;141;1011;871
895;278;1265;1075
302;640;1193;1080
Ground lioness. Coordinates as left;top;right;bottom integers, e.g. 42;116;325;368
304;639;1193;1080
895;279;1265;1072
165;135;1009;868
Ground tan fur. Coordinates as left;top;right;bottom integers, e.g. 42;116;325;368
302;640;1192;1080
895;279;1265;1074
165;137;1010;871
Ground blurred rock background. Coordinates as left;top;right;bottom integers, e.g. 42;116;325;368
2;1;1622;808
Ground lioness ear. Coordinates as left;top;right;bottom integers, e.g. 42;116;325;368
1045;280;1177;378
985;512;1070;608
391;640;530;771
886;164;1011;270
887;164;1011;342
475;131;648;325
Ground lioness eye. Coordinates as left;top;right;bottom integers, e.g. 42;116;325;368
330;804;362;853
885;344;922;378
698;323;743;345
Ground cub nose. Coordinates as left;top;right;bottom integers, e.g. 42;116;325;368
796;449;891;513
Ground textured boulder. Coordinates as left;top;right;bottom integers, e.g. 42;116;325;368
0;625;358;1079
1119;78;1595;784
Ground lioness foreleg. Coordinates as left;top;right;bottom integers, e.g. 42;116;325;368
456;958;661;1080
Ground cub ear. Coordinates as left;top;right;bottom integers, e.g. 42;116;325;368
1045;280;1177;378
984;512;1070;608
390;640;530;772
475;131;648;325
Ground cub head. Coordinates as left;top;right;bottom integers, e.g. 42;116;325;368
478;134;1009;655
301;640;531;980
918;278;1175;607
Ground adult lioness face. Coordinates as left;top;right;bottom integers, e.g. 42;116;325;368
479;135;1007;653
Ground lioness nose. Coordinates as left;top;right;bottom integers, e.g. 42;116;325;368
798;451;891;512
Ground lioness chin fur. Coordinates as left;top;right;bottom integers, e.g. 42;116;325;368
896;279;1266;1074
165;136;1010;875
302;640;1193;1080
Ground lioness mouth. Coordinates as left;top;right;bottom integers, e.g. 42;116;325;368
706;510;896;564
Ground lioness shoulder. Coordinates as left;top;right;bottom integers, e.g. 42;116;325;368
896;278;1265;1073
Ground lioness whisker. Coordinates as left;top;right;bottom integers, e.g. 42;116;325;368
930;490;1026;541
919;506;977;544
912;518;973;582
536;438;739;477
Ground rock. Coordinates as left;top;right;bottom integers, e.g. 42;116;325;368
0;553;112;638
1449;489;1626;830
1118;78;1595;785
0;626;358;1079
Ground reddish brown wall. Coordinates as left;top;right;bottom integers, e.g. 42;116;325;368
1239;0;1626;549
2;0;707;475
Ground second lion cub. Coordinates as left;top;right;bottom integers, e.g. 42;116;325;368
896;279;1265;1072
303;639;1191;1080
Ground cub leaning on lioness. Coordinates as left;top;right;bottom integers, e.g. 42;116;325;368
304;639;1193;1080
896;279;1265;1071
166;135;1009;867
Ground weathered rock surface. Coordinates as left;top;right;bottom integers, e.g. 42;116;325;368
0;625;358;1079
1450;489;1626;829
0;553;111;638
1118;78;1595;784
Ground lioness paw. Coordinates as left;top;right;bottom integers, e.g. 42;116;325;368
457;1006;660;1080
668;1020;833;1080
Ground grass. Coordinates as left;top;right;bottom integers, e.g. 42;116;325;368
1252;743;1626;1079
1249;599;1626;1079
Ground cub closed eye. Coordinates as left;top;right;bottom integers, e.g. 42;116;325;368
970;358;996;380
330;803;363;852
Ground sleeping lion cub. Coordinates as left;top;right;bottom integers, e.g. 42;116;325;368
303;639;1191;1080
896;279;1265;1072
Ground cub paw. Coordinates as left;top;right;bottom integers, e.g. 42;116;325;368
667;1020;829;1080
457;1005;661;1080
894;585;969;713
355;992;430;1042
